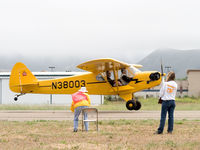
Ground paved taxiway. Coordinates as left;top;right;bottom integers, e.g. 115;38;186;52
0;110;199;121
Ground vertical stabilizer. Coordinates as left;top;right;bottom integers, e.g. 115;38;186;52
9;62;38;93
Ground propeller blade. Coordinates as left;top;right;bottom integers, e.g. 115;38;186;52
161;58;164;76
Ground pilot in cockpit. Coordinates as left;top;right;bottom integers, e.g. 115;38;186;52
120;68;134;85
106;71;122;87
106;71;115;86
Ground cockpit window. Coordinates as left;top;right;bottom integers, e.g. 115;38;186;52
127;65;141;77
96;74;105;81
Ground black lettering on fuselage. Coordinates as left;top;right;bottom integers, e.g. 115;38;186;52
69;81;74;88
51;80;86;89
81;80;86;87
58;82;62;89
63;81;68;88
75;80;80;88
52;82;57;89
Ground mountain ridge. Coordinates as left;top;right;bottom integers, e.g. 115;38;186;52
138;48;200;78
1;49;200;78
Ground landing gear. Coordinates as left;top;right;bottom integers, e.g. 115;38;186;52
14;93;25;101
126;99;141;111
14;97;18;101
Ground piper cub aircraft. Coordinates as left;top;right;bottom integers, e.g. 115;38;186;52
9;58;163;111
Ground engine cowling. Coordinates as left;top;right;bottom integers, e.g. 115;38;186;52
149;72;160;81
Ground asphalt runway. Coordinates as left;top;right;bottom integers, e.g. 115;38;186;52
0;110;199;121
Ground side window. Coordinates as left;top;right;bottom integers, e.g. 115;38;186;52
127;66;141;77
96;74;105;81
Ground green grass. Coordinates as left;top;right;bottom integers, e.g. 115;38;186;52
0;97;200;110
97;97;200;111
141;97;200;110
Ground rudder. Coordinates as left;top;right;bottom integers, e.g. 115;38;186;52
9;62;38;93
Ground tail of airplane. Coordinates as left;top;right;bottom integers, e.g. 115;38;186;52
9;62;38;93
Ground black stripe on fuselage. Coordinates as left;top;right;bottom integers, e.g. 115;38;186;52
87;81;107;84
39;85;51;87
132;79;143;84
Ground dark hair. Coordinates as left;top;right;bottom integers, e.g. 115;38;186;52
121;68;126;73
166;72;175;82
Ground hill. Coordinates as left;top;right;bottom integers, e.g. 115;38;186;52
0;54;86;72
1;49;200;78
138;49;200;78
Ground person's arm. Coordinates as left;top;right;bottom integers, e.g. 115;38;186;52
70;101;74;112
107;77;114;86
160;76;165;86
159;82;166;98
122;75;134;83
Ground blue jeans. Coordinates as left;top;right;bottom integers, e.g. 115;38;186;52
158;100;176;133
74;106;88;131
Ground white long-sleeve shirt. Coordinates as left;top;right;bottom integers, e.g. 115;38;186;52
159;78;178;100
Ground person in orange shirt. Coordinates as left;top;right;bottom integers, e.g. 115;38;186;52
71;87;91;132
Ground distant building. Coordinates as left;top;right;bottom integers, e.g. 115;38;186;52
0;72;104;105
187;70;200;98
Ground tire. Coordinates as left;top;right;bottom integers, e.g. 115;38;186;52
134;101;141;110
126;100;142;111
126;100;135;110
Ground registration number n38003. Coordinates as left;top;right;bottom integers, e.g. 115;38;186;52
52;80;86;89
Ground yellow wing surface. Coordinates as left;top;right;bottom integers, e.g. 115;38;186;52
77;58;142;73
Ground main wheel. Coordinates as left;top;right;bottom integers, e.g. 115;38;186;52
134;101;141;110
126;100;142;111
126;100;135;110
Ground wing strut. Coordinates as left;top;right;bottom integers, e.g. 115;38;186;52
100;71;118;94
113;62;120;95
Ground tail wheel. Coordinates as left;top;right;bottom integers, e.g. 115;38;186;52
126;100;142;111
14;97;18;101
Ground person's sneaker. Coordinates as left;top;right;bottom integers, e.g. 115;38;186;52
167;131;172;134
154;131;163;134
73;129;78;132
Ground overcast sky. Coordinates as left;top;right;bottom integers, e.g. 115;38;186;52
0;0;200;62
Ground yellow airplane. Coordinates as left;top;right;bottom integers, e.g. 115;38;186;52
9;58;163;111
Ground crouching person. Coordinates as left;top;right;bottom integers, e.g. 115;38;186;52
71;87;91;132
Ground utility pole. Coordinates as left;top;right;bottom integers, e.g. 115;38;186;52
49;66;55;104
49;66;55;72
165;66;172;73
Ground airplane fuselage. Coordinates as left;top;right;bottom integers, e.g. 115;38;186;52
20;71;161;96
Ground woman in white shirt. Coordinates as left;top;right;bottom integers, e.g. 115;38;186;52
156;72;177;134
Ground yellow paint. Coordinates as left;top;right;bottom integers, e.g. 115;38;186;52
9;58;163;103
129;103;133;107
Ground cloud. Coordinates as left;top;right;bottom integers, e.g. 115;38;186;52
0;0;200;61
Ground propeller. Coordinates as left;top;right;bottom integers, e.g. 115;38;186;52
161;58;164;76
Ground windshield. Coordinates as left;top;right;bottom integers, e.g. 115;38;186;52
127;65;141;77
96;74;105;81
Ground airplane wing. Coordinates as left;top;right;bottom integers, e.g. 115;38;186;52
129;64;143;69
77;58;130;73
